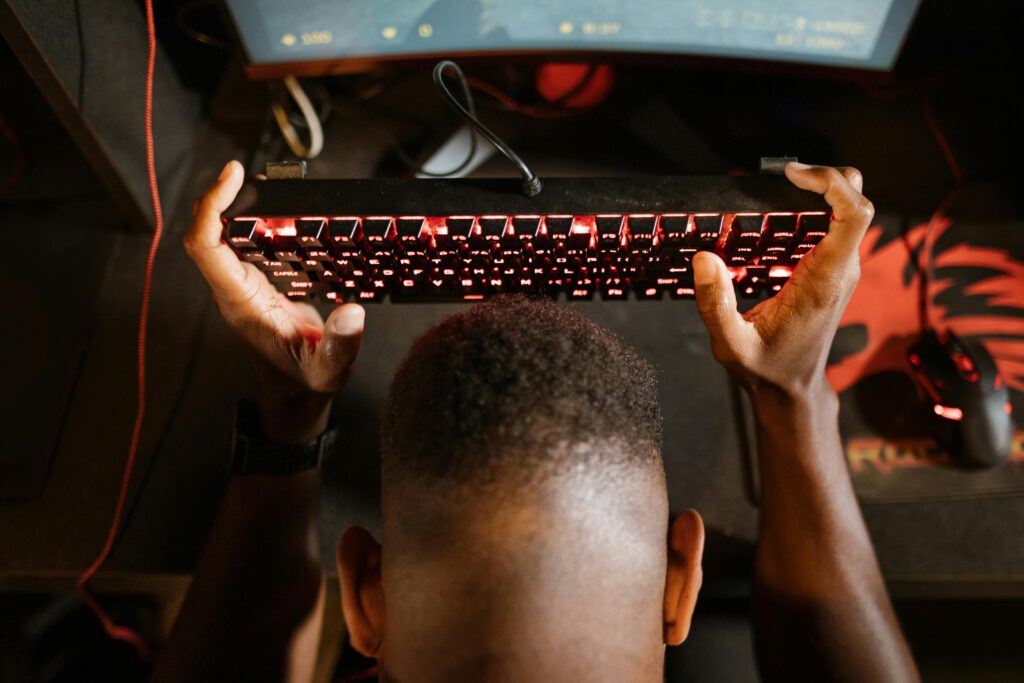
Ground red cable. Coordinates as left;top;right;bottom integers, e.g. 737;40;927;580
75;0;162;662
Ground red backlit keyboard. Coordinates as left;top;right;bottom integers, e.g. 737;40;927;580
223;175;830;303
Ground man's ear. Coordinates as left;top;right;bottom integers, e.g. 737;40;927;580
663;510;705;646
337;526;385;657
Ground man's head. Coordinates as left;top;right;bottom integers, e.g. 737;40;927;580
337;296;704;682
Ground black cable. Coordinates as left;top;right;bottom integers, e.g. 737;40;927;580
175;0;231;51
432;60;542;197
73;0;86;110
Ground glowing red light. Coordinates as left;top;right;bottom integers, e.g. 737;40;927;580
768;266;793;278
950;352;978;381
1005;402;1013;415
933;404;964;421
571;215;597;234
463;294;484;300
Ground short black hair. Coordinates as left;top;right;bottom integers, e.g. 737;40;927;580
380;296;662;490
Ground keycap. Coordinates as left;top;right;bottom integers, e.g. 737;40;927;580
545;216;573;246
446;216;476;244
797;212;830;240
731;213;764;238
396;217;430;247
567;276;596;300
670;284;696;299
479;216;510;244
659;214;689;248
363;217;395;246
628;214;660;253
328;218;362;251
762;214;798;251
296;218;328;248
691;214;723;250
512;215;543;246
267;268;310;284
274;250;302;263
567;216;596;253
240;250;267;263
596;215;626;251
226;218;261;249
634;284;662;300
600;278;629;300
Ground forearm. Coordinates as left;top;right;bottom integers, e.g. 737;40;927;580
750;381;918;682
153;400;330;683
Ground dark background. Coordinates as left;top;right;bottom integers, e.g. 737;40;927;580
0;0;1022;680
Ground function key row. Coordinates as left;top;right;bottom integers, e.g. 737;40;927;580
226;212;829;259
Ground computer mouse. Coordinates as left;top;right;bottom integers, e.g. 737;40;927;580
907;330;1013;468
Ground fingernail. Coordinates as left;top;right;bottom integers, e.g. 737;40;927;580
693;252;716;286
786;161;811;170
333;306;365;335
217;161;234;181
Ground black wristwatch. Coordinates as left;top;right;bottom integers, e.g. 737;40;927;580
230;399;337;476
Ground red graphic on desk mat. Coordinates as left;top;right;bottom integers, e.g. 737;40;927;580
827;216;1024;394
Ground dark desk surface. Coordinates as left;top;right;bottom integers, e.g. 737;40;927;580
2;73;1023;597
2;195;1023;598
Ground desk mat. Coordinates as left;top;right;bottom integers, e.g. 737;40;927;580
829;216;1021;503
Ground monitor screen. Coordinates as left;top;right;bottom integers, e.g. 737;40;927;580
225;0;921;76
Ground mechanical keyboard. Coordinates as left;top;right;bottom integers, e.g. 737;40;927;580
222;175;831;303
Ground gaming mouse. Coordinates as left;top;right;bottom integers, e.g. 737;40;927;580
907;330;1013;468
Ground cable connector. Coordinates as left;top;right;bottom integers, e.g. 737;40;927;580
759;156;799;175
522;175;542;197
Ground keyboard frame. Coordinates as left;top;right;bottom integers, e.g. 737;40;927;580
223;175;831;303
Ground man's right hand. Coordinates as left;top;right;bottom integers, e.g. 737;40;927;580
184;161;365;443
694;165;919;681
693;163;873;399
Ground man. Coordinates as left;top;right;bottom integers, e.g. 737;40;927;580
153;161;918;682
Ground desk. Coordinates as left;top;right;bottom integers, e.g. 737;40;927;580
2;73;1024;601
2;200;1023;600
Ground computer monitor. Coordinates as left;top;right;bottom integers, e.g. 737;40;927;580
225;0;921;78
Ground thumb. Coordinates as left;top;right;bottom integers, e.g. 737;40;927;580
310;304;365;390
693;252;750;359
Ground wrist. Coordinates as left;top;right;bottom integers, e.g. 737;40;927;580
746;375;838;424
256;388;332;444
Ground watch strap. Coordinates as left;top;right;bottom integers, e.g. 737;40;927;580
231;399;336;476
